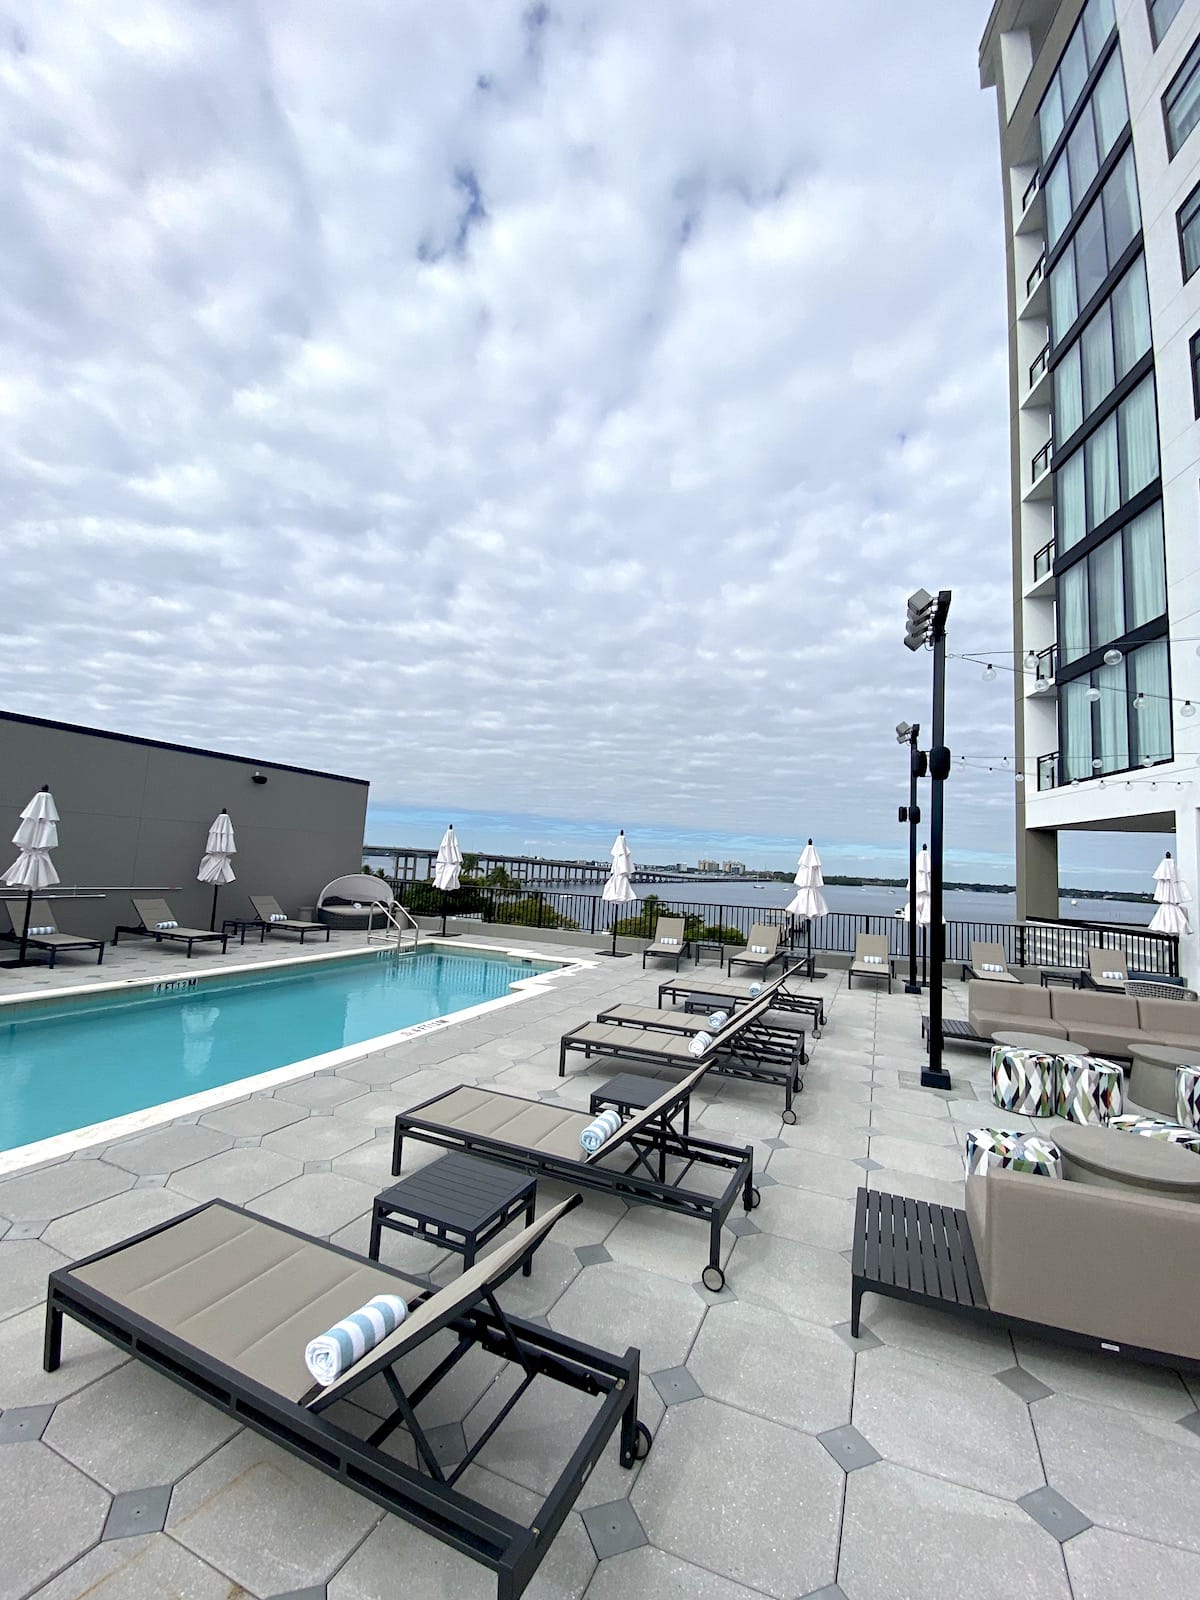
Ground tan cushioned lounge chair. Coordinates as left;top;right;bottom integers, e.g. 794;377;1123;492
848;934;894;993
966;941;1020;983
112;898;228;958
249;895;331;943
2;899;105;967
725;923;782;975
641;916;690;970
1088;948;1129;992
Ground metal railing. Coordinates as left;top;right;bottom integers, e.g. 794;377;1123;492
1026;252;1046;298
366;900;420;953
1028;342;1050;389
387;880;1177;976
1035;643;1058;682
1037;751;1060;790
1031;439;1053;482
1021;168;1041;211
1033;537;1055;581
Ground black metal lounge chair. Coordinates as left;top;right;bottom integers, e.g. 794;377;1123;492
249;894;332;943
113;897;229;958
656;968;825;1034
1;898;106;966
641;916;691;970
45;1195;650;1600
724;922;784;976
558;994;803;1122
392;1062;757;1292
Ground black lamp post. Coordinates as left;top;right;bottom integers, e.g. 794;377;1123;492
895;723;925;996
904;588;953;1091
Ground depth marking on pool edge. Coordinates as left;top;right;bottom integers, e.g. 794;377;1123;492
152;978;198;994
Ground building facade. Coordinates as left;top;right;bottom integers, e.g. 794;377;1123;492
981;0;1200;977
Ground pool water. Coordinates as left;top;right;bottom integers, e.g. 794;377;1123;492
0;948;551;1153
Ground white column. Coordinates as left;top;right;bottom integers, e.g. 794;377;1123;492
1173;800;1200;989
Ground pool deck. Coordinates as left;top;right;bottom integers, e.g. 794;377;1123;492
1;934;1198;1599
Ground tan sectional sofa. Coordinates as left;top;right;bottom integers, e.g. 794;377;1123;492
966;1167;1200;1362
966;979;1200;1057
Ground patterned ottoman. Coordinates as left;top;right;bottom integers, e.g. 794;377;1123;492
1109;1114;1200;1155
1177;1065;1200;1132
990;1046;1056;1117
964;1127;1062;1179
1055;1055;1124;1125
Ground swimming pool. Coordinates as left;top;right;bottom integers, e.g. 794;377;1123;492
0;947;557;1156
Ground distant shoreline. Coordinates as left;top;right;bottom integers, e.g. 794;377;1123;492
745;872;1153;904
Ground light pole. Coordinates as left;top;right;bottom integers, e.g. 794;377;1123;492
895;722;925;995
904;588;953;1091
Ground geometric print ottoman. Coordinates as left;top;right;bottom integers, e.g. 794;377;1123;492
1176;1065;1200;1132
964;1126;1062;1179
1055;1055;1124;1125
990;1046;1056;1117
1109;1113;1200;1155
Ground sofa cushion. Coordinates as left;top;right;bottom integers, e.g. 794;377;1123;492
1049;989;1139;1029
1137;997;1200;1041
966;980;1053;1036
966;1167;1200;1359
1061;1024;1136;1058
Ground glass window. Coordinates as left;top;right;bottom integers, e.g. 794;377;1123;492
1111;258;1151;378
1067;114;1100;203
1051;255;1078;344
1192;330;1200;418
1046;160;1073;249
1060;561;1090;663
1119;376;1159;499
1041;76;1065;163
1062;679;1094;780
1061;27;1090;113
1075;200;1110;308
1130;639;1172;763
1086;414;1120;526
1149;0;1185;49
1089;534;1124;645
1057;449;1087;551
1180;182;1200;281
1084;0;1115;59
1092;52;1128;159
1165;35;1200;159
1095;656;1129;771
1055;343;1084;442
1081;305;1116;414
1125;503;1166;627
1102;148;1140;260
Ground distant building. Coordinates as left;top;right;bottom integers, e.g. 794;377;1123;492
721;860;747;875
697;858;720;872
980;0;1200;979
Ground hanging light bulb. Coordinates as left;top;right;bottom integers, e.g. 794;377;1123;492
982;663;997;681
1014;773;1025;784
1182;701;1196;719
1025;650;1036;670
1104;648;1123;666
1133;692;1146;712
1086;686;1101;703
1091;758;1103;770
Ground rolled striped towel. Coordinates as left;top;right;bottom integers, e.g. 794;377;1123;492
707;1010;729;1030
688;1031;714;1058
748;982;763;998
580;1107;622;1154
304;1293;408;1386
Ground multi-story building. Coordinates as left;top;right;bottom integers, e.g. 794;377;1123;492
721;861;747;875
697;858;721;872
980;0;1200;977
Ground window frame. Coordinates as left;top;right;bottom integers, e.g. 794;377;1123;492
1191;329;1200;418
1180;179;1200;282
1148;0;1186;51
1163;32;1200;160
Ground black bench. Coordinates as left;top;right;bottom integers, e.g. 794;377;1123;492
920;1015;987;1051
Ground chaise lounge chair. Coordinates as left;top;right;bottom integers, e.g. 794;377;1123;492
113;897;229;958
45;1195;650;1600
962;941;1020;984
656;968;825;1035
1087;947;1129;991
249;894;332;944
558;993;803;1121
1;899;106;967
724;922;783;976
393;1061;757;1291
641;916;690;970
847;934;894;993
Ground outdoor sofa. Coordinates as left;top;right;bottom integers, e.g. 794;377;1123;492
558;992;804;1121
45;1195;650;1600
0;898;105;966
657;967;826;1034
641;916;690;970
963;979;1200;1058
723;922;783;975
316;873;399;931
847;934;895;992
249;894;332;943
851;1167;1200;1373
392;1061;757;1291
112;897;229;958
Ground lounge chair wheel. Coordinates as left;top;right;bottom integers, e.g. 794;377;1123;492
633;1421;653;1461
701;1264;726;1293
782;1109;798;1125
746;1186;761;1210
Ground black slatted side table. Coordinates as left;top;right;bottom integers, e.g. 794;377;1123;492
370;1152;538;1274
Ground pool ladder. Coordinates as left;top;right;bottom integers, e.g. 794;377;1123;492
366;901;420;953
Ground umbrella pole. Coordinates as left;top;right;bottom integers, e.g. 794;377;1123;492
17;888;32;967
611;914;618;957
440;890;448;938
210;884;220;932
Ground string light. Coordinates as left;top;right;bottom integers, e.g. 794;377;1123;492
1133;692;1146;713
1085;686;1101;702
1183;701;1196;719
982;663;997;681
1103;648;1123;666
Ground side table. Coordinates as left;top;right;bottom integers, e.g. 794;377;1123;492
370;1153;538;1274
590;1071;691;1138
1039;968;1083;989
222;917;267;946
693;940;725;966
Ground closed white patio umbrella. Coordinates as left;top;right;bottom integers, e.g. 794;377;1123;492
785;838;829;975
433;824;464;936
597;829;639;958
1149;851;1191;937
198;809;237;930
3;785;61;965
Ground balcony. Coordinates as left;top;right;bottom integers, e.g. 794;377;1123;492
1016;169;1045;237
1027;536;1056;599
1023;438;1053;501
1024;341;1052;409
1020;252;1048;319
1037;751;1060;791
1034;643;1058;687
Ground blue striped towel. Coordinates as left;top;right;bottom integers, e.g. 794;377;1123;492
580;1107;622;1153
688;1031;714;1058
748;981;763;997
304;1293;408;1386
707;1010;729;1029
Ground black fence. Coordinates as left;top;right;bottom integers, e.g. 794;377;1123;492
386;880;1178;976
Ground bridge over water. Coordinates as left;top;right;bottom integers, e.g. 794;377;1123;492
361;845;754;888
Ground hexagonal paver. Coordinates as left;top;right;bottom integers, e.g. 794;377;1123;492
42;1187;194;1262
0;1303;127;1409
839;1462;1072;1600
262;1118;376;1164
45;1361;239;1492
726;1231;849;1329
632;1397;842;1596
248;1173;378;1238
1065;1525;1200;1598
170;1145;304;1204
103;1124;232;1178
32;1531;241;1598
549;1262;703;1375
273;1076;369;1113
688;1301;853;1435
0;1158;134;1222
581;1547;767;1600
167;1430;384;1597
0;1440;110;1600
200;1096;308;1137
0;1237;71;1320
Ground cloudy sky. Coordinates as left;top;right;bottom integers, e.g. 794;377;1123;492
0;1;1167;887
